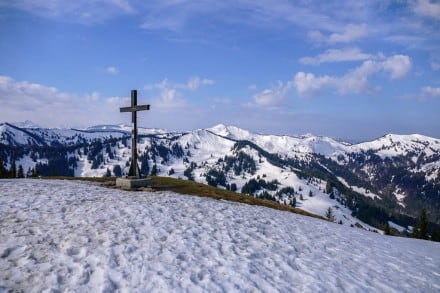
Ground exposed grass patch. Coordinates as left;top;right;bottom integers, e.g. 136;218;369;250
149;176;325;220
36;176;116;183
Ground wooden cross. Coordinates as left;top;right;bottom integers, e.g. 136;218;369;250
120;90;150;177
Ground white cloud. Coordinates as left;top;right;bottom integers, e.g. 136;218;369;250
309;24;368;44
412;0;440;21
106;66;118;74
429;53;440;71
186;77;214;91
422;86;440;97
247;84;257;91
293;55;412;97
86;91;100;102
144;76;214;109
294;73;335;97
307;30;327;43
106;96;130;106
146;77;214;92
150;79;185;109
212;97;232;104
328;24;368;43
0;75;70;110
431;62;440;71
257;54;411;101
253;81;293;106
0;75;126;127
3;0;135;24
382;55;412;79
299;48;373;65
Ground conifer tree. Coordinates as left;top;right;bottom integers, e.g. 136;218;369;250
412;209;429;240
151;164;157;176
17;165;24;178
230;183;237;192
0;157;6;178
325;181;333;194
432;226;440;242
290;197;296;208
384;222;391;235
9;161;16;178
113;165;122;177
326;207;335;222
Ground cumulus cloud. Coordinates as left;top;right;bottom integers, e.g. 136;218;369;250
144;76;214;109
253;81;293;106
309;24;368;44
106;66;118;74
422;86;440;97
328;24;368;43
412;0;440;21
0;75;124;127
299;47;373;65
149;79;184;109
294;55;412;97
0;75;70;111
293;73;335;97
187;77;215;91
382;55;412;79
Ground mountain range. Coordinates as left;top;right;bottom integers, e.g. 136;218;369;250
1;121;439;234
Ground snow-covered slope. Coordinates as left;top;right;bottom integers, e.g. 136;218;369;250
1;179;439;292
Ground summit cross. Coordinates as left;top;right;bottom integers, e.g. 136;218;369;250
120;89;150;177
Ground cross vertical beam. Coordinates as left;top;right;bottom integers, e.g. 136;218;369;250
120;89;150;177
131;90;138;177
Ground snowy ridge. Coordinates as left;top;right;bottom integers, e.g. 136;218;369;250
0;179;439;292
208;124;440;159
209;124;347;157
353;133;440;158
3;122;440;158
10;120;41;129
0;122;174;146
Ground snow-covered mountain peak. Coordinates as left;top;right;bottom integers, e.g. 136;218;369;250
299;135;348;156
0;122;45;146
208;124;253;140
353;133;440;158
10;120;41;129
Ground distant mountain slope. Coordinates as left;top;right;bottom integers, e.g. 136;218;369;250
1;121;439;233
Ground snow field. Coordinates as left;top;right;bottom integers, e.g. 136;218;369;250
1;179;439;292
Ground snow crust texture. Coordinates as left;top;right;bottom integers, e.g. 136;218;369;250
1;179;439;292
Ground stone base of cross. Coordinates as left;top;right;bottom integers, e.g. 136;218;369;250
120;90;150;177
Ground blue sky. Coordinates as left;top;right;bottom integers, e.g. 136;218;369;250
0;0;439;141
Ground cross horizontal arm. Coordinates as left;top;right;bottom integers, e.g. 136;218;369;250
120;105;150;112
